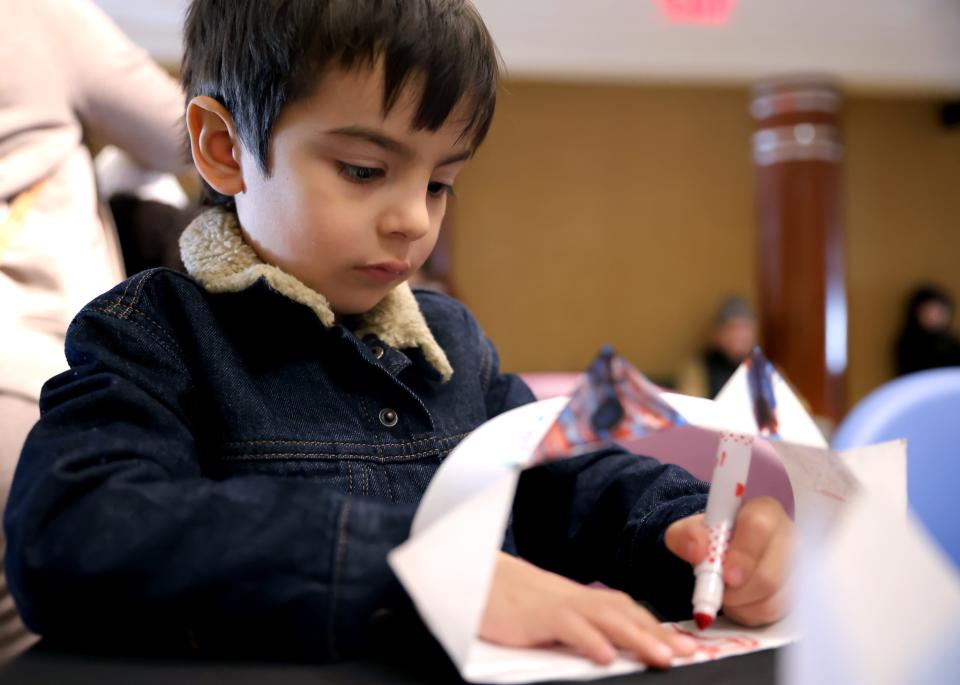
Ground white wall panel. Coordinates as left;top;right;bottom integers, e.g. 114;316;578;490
94;0;960;93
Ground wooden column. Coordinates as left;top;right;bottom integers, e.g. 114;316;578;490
751;78;846;422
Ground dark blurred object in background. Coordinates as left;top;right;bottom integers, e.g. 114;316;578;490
109;193;195;274
676;296;758;398
941;100;960;129
895;284;960;377
95;144;196;274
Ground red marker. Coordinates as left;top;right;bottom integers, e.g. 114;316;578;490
692;432;754;630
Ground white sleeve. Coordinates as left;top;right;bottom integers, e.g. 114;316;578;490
48;0;188;174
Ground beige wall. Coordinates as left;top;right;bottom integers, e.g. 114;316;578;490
845;98;960;405
451;80;960;410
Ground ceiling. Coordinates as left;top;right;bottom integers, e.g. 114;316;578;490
94;0;960;94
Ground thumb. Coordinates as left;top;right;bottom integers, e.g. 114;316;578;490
664;513;709;565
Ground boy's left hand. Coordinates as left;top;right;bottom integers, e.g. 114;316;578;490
664;496;794;627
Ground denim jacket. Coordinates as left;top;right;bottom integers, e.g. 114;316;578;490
5;209;708;659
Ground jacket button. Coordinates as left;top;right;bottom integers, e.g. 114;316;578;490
371;345;385;359
379;408;398;427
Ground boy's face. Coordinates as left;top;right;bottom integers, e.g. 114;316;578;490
715;317;757;362
233;65;472;316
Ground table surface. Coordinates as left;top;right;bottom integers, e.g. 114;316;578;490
0;641;778;685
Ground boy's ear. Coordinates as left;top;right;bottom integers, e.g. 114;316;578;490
185;96;246;197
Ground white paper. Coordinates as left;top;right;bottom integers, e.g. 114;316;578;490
390;398;567;666
388;355;907;684
390;471;520;667
838;439;907;517
782;489;960;685
714;365;827;448
771;441;860;527
464;617;797;684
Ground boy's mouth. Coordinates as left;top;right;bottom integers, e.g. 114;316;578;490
355;260;410;283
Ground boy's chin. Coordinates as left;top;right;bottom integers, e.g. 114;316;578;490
330;291;396;319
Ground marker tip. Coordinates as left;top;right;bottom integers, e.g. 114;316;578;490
694;612;713;630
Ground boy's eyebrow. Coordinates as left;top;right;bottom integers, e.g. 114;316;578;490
325;126;473;166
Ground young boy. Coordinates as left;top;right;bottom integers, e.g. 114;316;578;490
4;0;793;669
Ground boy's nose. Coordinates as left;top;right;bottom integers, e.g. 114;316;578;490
378;192;432;242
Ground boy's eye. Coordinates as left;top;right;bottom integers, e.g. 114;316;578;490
338;163;384;183
427;181;454;198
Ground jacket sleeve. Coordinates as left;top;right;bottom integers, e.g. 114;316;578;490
50;0;187;174
512;451;708;620
4;292;414;660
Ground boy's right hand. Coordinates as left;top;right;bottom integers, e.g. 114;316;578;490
479;552;698;668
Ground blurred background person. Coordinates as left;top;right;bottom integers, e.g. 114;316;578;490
894;284;960;377
0;0;188;661
676;296;758;399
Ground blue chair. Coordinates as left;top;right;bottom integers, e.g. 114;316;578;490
832;368;960;567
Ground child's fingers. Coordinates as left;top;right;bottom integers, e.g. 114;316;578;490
665;498;792;627
719;498;793;624
593;613;673;668
582;595;698;668
721;585;791;627
622;599;699;658
653;622;699;658
605;594;699;660
614;600;697;657
664;513;708;564
722;497;787;580
723;515;792;608
554;610;618;664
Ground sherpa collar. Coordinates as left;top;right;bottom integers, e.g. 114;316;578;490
179;207;453;381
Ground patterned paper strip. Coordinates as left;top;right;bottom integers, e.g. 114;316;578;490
746;347;780;440
533;346;685;464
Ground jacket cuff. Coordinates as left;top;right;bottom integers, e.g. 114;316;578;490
623;492;707;621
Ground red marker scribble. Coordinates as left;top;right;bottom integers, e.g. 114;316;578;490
735;482;745;497
668;625;760;659
815;488;846;502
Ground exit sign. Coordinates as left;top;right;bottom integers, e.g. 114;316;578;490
657;0;737;25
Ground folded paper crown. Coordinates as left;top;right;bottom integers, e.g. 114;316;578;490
535;345;790;464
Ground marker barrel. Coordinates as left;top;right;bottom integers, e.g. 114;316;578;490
690;434;753;625
692;520;733;621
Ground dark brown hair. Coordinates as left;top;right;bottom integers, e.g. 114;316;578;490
181;0;501;205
